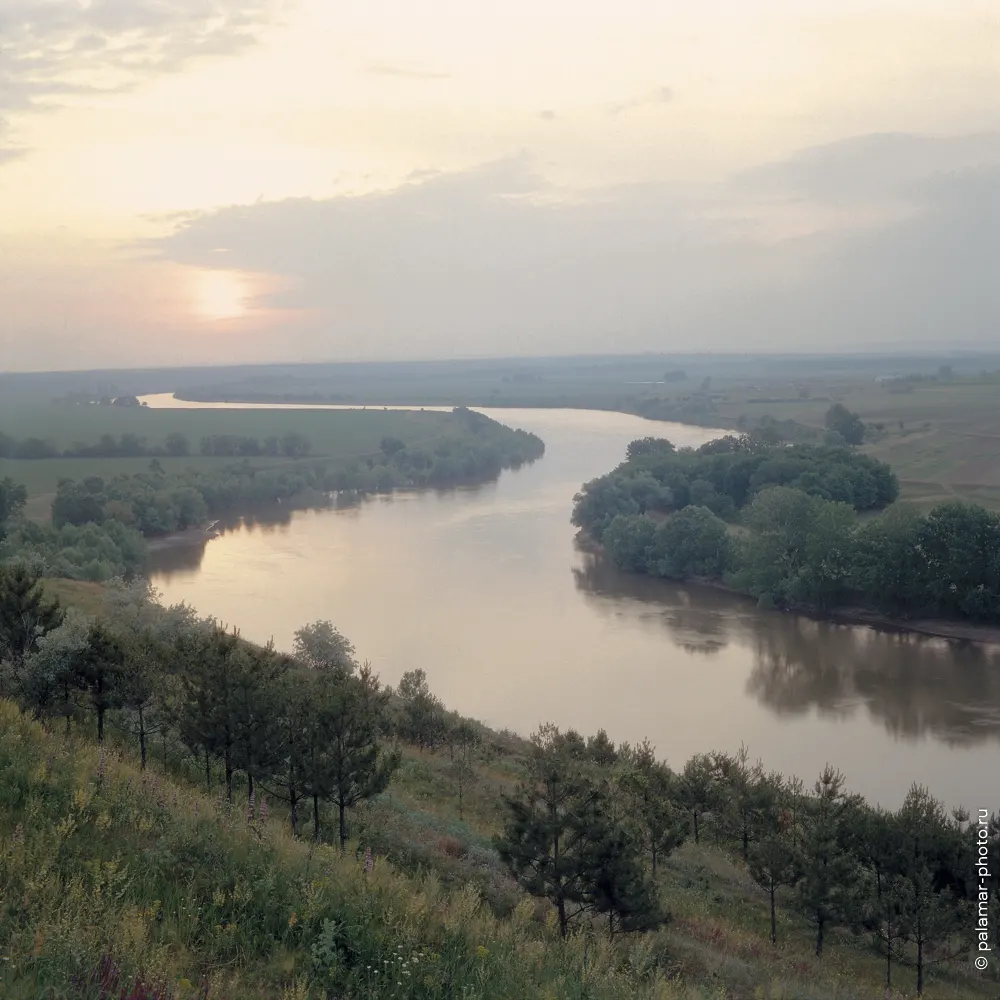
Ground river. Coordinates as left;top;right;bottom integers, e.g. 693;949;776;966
141;394;1000;812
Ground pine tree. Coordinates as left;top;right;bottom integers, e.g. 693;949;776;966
897;863;964;995
231;643;287;803
711;746;780;860
676;753;715;844
395;668;444;750
586;728;618;766
865;871;906;991
176;625;244;801
619;742;687;877
0;562;63;667
495;725;605;938
72;622;126;743
795;765;858;957
586;814;666;937
444;716;479;821
101;577;196;769
0;477;28;528
113;619;176;770
749;833;797;944
308;663;399;848
495;724;657;939
265;671;314;836
895;785;969;994
848;804;906;987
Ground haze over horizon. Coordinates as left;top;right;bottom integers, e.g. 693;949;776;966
2;1;998;373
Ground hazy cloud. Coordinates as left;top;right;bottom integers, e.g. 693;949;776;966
539;110;557;121
0;0;284;115
736;131;1000;203
608;86;674;117
365;62;452;81
145;132;999;356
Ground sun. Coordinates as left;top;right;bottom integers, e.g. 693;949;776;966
193;269;247;321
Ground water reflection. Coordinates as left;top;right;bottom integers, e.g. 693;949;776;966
571;550;739;656
146;541;211;578
572;551;1000;747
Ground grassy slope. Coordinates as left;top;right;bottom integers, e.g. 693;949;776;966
5;582;995;1000
1;702;993;1000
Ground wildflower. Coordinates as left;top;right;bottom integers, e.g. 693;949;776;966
288;912;298;928
476;945;489;959
364;846;373;873
97;749;106;786
259;796;269;822
247;789;256;823
11;823;24;846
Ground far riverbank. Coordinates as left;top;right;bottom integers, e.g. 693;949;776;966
575;530;1000;646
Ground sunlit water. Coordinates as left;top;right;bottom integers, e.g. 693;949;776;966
141;394;1000;812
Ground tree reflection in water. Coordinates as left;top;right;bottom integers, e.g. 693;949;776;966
572;550;1000;747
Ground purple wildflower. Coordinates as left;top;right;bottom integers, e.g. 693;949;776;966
11;823;24;846
247;789;256;823
97;749;106;787
364;846;373;874
259;796;269;822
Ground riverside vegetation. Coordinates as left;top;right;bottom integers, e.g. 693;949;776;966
0;407;543;581
572;421;1000;627
0;566;997;999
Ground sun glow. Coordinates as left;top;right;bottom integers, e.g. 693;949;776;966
193;269;248;321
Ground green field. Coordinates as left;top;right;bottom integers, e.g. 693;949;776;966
5;354;1000;512
705;379;1000;510
0;402;463;519
0;398;455;454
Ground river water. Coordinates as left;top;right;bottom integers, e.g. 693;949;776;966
141;394;1000;812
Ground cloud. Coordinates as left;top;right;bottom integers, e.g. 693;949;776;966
735;131;1000;203
145;132;999;358
0;0;284;115
608;86;674;117
538;110;557;121
365;62;452;81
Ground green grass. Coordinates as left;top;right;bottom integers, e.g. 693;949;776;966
41;577;107;617
0;399;455;455
0;402;471;518
703;377;1000;509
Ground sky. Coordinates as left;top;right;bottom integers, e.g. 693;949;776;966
1;0;998;371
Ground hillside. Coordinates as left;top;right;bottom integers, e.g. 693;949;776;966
0;577;995;999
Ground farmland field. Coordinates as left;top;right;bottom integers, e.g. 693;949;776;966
0;400;473;520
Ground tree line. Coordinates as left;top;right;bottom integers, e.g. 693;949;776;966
573;433;898;536
0;565;486;849
0;566;412;848
0;409;545;580
492;725;993;993
575;434;1000;625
